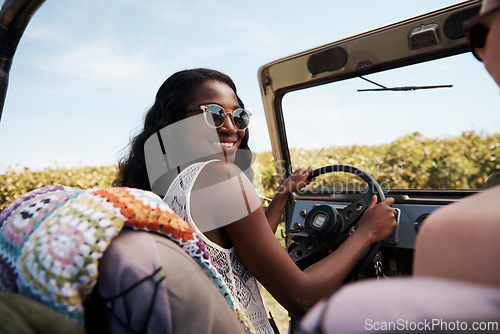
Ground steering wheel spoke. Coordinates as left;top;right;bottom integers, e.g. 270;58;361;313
338;189;376;233
288;237;327;265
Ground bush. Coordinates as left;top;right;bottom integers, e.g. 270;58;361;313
0;166;117;210
1;131;499;211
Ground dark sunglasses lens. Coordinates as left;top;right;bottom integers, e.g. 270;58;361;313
468;23;488;61
233;109;250;130
205;106;226;127
469;23;488;48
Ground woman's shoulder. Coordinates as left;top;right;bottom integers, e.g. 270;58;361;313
190;160;261;227
194;160;247;190
204;159;244;174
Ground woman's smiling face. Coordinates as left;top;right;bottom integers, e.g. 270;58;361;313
183;80;245;163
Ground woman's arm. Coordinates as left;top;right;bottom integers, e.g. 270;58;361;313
265;167;313;233
193;162;396;317
225;195;395;317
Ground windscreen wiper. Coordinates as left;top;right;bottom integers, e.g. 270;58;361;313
357;76;453;92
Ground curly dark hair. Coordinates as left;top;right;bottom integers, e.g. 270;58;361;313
113;68;252;193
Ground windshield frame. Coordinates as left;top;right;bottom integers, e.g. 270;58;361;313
258;0;482;185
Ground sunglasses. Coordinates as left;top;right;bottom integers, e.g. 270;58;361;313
464;4;500;61
187;104;252;131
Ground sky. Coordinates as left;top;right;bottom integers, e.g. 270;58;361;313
0;0;477;172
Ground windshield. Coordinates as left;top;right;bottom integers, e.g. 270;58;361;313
281;53;500;191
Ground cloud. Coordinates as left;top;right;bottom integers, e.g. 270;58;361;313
38;39;149;81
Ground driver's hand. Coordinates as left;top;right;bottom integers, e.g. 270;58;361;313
280;166;314;194
356;195;397;243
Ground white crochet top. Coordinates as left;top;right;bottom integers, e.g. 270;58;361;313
164;161;273;334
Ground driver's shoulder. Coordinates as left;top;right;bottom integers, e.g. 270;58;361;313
194;160;247;190
190;160;261;229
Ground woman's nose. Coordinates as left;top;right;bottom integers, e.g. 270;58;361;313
219;114;238;133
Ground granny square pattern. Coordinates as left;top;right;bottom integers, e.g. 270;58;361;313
0;186;254;333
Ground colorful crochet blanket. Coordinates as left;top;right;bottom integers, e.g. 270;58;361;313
0;185;254;333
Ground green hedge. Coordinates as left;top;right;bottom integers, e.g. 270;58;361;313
286;131;500;191
1;131;499;211
0;166;118;211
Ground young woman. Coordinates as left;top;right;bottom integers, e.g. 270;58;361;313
115;68;397;333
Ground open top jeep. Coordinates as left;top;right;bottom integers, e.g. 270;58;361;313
0;0;499;333
258;0;498;281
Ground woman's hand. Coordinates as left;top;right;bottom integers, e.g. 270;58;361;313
265;167;314;233
279;166;315;195
356;195;397;244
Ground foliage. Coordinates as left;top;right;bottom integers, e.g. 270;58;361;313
0;166;117;211
253;131;500;193
2;131;499;211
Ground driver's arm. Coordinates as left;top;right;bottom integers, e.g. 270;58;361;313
194;162;396;316
199;165;396;317
225;195;396;317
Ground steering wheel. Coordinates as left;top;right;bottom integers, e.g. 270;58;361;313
288;164;385;280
